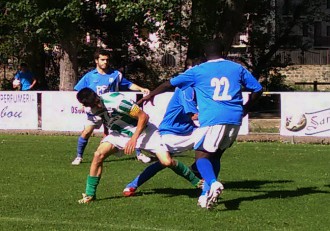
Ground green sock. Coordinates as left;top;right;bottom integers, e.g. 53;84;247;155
170;159;201;187
85;175;100;197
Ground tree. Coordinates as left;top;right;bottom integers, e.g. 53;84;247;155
1;0;326;91
0;0;99;90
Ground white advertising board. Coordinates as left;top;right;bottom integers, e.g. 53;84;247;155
143;92;249;135
281;92;330;136
41;91;138;132
0;92;38;129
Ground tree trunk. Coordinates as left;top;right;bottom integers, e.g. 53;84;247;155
25;39;46;90
59;40;78;91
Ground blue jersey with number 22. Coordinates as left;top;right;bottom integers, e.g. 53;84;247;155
170;59;262;127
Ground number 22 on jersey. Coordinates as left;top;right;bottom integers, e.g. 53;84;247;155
211;77;232;101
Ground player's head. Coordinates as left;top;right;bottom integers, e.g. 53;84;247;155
94;49;111;70
77;87;100;108
204;39;225;60
19;63;28;72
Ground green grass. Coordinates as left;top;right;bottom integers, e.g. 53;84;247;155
0;134;329;231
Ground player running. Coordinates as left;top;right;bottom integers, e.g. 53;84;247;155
138;39;263;209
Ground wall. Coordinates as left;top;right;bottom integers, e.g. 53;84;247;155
279;65;330;91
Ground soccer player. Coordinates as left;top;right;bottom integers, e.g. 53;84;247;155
72;49;151;165
76;88;201;204
138;39;263;209
13;63;37;91
123;86;201;196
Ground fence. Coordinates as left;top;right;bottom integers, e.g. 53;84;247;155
276;50;330;65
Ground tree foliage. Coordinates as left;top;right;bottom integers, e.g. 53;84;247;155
0;0;327;91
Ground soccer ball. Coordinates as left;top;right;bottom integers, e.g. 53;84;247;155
285;113;307;132
13;79;21;88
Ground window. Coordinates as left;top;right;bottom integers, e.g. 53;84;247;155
327;0;330;9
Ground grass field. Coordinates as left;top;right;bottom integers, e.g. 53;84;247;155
0;134;329;231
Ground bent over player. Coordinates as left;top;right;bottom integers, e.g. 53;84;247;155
123;87;201;196
76;88;201;203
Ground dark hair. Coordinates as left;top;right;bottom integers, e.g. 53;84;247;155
76;87;99;106
204;39;225;58
20;63;27;67
94;49;112;60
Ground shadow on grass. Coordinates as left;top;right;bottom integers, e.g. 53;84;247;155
221;185;330;211
75;156;138;165
97;180;330;208
98;188;200;202
224;179;293;190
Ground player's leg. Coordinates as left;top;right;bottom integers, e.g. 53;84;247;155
79;141;118;204
196;125;239;208
154;150;202;188
162;134;202;188
72;125;95;165
141;126;202;188
193;125;227;208
123;161;165;196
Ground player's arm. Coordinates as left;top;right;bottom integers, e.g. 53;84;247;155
129;83;150;95
137;81;173;105
243;90;263;117
29;76;37;90
124;104;149;155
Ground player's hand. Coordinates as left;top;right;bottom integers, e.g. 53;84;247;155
124;139;137;155
140;88;150;95
137;94;155;106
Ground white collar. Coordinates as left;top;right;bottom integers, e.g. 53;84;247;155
207;58;225;63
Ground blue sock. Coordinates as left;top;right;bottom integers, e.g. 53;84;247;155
135;149;141;157
201;181;210;195
77;136;88;158
126;161;165;188
196;158;217;187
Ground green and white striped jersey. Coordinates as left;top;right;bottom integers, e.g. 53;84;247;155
90;92;140;137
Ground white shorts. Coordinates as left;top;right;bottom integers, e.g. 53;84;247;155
161;133;195;154
101;123;168;154
84;111;103;129
193;124;240;152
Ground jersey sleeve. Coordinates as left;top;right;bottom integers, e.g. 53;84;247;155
170;68;195;90
240;67;263;92
74;75;88;91
118;72;133;91
180;87;198;115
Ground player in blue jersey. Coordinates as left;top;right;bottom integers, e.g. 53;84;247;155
138;39;263;209
123;86;202;196
72;49;151;165
75;88;201;204
13;63;37;91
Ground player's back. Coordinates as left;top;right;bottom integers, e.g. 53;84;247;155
190;59;260;126
98;92;138;137
159;87;197;136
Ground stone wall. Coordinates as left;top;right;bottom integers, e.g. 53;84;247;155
279;65;330;91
